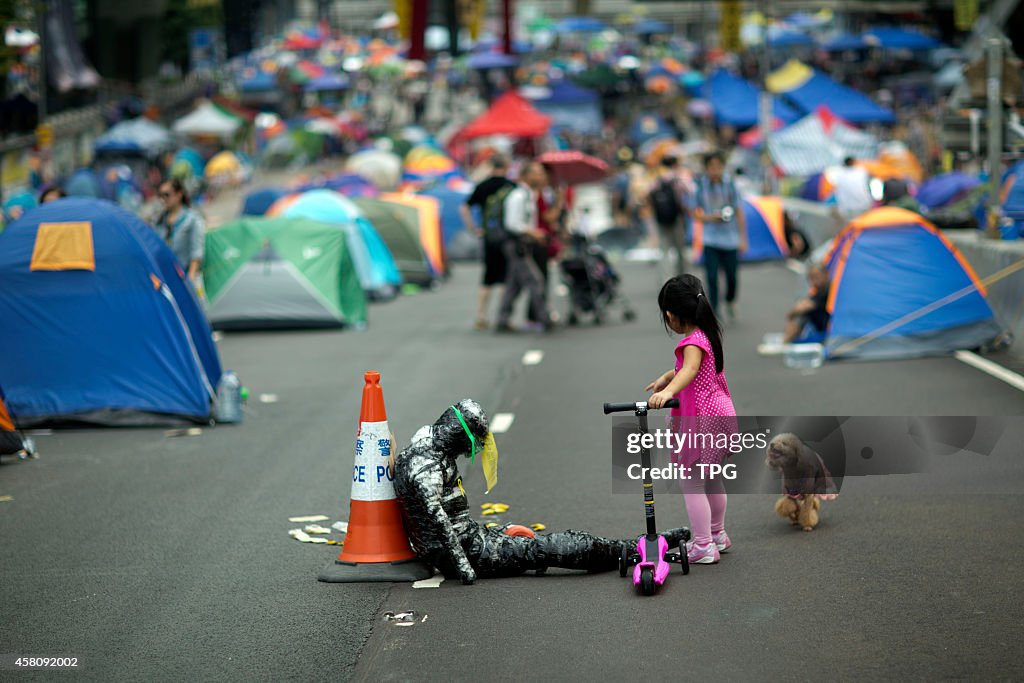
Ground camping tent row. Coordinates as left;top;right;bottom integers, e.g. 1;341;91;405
703;61;894;130
818;208;1003;360
208;189;449;330
0;198;223;427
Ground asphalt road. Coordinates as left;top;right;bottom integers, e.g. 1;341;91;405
2;255;1022;681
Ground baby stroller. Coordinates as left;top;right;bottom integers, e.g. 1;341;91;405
560;232;636;325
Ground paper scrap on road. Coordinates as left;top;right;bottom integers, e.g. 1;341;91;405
165;428;202;437
481;503;509;513
259;394;279;403
304;524;331;534
289;515;329;522
384;611;418;625
412;576;445;589
531;523;546;532
331;521;349;533
0;495;12;502
490;413;515;433
289;528;328;543
522;350;544;365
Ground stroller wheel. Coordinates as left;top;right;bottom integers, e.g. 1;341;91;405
568;312;579;326
623;309;637;322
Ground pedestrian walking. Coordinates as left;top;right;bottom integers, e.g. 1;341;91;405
691;152;747;318
461;156;516;330
154;178;205;281
495;162;553;333
648;156;688;274
646;274;737;565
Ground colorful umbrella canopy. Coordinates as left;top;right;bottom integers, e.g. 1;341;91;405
537;150;609;186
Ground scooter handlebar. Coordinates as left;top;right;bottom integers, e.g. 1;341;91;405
603;399;679;414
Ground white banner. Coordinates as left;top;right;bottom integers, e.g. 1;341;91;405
350;421;397;502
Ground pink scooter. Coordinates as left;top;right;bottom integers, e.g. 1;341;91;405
604;399;690;595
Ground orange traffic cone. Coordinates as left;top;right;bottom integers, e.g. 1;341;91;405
319;371;432;583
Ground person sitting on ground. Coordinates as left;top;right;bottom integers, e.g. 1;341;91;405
784;263;831;343
38;185;66;204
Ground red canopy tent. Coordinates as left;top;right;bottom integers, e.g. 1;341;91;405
454;92;552;141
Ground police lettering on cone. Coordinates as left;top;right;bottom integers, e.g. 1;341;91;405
318;371;432;582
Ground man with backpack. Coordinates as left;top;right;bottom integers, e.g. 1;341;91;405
648;156;688;274
461;156;515;330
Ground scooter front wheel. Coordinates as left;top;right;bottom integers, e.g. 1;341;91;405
640;567;656;596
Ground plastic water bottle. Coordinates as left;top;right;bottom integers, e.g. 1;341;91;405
784;343;826;370
215;370;243;424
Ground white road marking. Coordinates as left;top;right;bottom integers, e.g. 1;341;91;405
412;576;445;589
954;350;1024;393
490;413;515;433
522;350;544;365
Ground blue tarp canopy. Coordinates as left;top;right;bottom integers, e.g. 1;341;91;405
528;80;602;135
467;52;519;70
767;29;814;47
780;71;896;124
94;117;174;156
823;32;869;51
704;70;801;129
634;18;671;35
305;72;350;92
0;198;221;425
554;16;607;33
864;27;942;51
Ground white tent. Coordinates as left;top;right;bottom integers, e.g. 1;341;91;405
767;107;878;176
173;101;242;140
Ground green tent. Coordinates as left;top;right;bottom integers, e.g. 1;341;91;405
353;198;434;286
204;217;368;330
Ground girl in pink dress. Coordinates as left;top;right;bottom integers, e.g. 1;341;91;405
647;275;737;564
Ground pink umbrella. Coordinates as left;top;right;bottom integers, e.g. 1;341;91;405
537;150;609;186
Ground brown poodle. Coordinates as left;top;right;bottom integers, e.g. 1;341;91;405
765;433;838;531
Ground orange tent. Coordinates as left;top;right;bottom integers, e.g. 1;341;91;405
379;193;446;276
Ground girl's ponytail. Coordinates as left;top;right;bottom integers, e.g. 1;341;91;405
694;290;725;374
659;274;726;374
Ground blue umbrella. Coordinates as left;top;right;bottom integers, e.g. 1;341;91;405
635;18;672;35
467;52;519;70
555;16;607;33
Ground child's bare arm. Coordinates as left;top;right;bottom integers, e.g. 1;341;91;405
645;368;676;392
649;347;704;408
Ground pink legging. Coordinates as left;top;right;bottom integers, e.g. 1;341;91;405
682;476;727;546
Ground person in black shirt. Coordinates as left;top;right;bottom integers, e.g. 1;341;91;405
784;263;831;343
461;156;515;330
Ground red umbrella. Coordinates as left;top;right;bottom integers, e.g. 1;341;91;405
537;150;609;186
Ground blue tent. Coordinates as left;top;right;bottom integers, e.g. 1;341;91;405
419;184;471;247
704;70;801;128
94;117;174;157
916;172;982;210
693;197;789;263
529;81;602;135
305;72;350;92
629;114;676;145
823;208;1002;360
242;187;287;216
0;198;221;425
779;71;896;124
279;190;403;298
239;72;277;92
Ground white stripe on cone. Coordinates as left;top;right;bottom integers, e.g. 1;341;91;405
351;420;396;502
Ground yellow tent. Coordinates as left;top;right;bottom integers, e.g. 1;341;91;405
205;151;242;178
